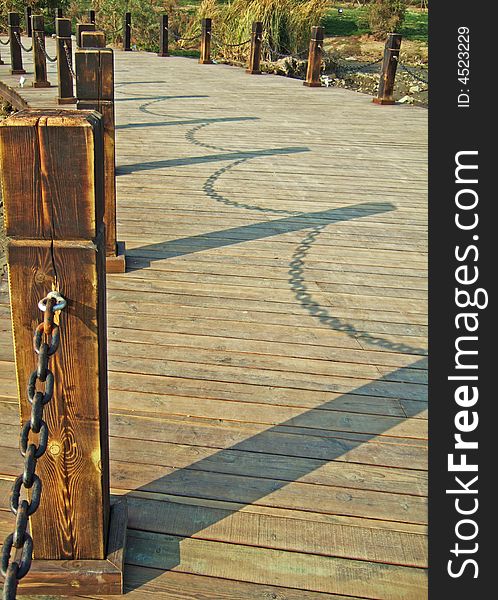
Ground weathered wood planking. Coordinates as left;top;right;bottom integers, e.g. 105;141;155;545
1;40;427;598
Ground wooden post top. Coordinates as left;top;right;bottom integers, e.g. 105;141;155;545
8;12;20;26
56;17;72;37
252;21;263;34
81;30;106;48
310;26;324;42
75;47;114;101
0;110;104;240
386;33;402;48
31;14;45;30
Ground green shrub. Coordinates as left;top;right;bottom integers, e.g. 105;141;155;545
367;0;406;39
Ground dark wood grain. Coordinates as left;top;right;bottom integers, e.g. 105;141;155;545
75;49;117;258
199;18;212;65
8;12;26;75
373;34;402;105
158;15;169;57
303;26;324;87
76;23;96;48
0;111;110;560
246;22;262;75
56;18;75;105
32;15;51;88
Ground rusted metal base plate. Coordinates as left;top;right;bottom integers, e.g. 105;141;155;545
106;241;126;274
15;499;127;596
57;97;77;105
372;98;396;105
303;82;322;87
32;81;52;88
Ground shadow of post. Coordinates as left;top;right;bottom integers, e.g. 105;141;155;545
118;358;427;592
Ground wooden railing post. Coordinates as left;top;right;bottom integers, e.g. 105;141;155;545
32;15;51;88
56;18;75;104
373;33;402;105
76;43;126;272
199;18;212;64
81;30;106;48
56;8;63;18
24;6;32;37
76;22;96;48
8;12;26;75
303;26;324;87
0;109;126;594
89;9;96;25
158;14;169;57
123;12;131;51
246;21;263;75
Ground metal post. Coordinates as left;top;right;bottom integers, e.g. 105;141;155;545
56;8;63;18
199;17;212;64
303;26;324;87
246;21;263;74
373;33;402;105
89;9;96;25
8;12;26;75
158;14;169;57
56;18;75;104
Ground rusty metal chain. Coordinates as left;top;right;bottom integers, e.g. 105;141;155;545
35;33;57;62
13;32;32;53
0;38;10;46
1;291;66;600
211;35;251;49
398;61;428;84
63;41;76;79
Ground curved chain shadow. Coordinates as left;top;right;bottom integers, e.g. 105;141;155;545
126;96;427;357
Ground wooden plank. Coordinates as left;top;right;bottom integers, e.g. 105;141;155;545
126;530;427;598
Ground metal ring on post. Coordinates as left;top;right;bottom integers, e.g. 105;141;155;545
38;291;67;312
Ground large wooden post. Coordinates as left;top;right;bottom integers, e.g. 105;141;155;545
76;22;96;48
0;109;126;595
199;18;212;64
246;21;263;75
76;44;126;272
24;6;32;37
373;33;402;105
123;12;131;51
158;14;169;57
32;15;51;88
56;18;75;105
8;12;26;75
303;26;324;87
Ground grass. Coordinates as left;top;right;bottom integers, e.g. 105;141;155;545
317;5;427;42
179;2;428;42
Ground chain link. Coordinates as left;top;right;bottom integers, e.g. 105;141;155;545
398;61;428;84
1;293;65;600
35;33;57;62
13;32;32;53
63;41;76;79
333;55;383;75
211;35;251;49
0;37;10;46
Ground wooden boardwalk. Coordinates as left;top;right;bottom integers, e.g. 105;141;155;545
1;40;428;599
